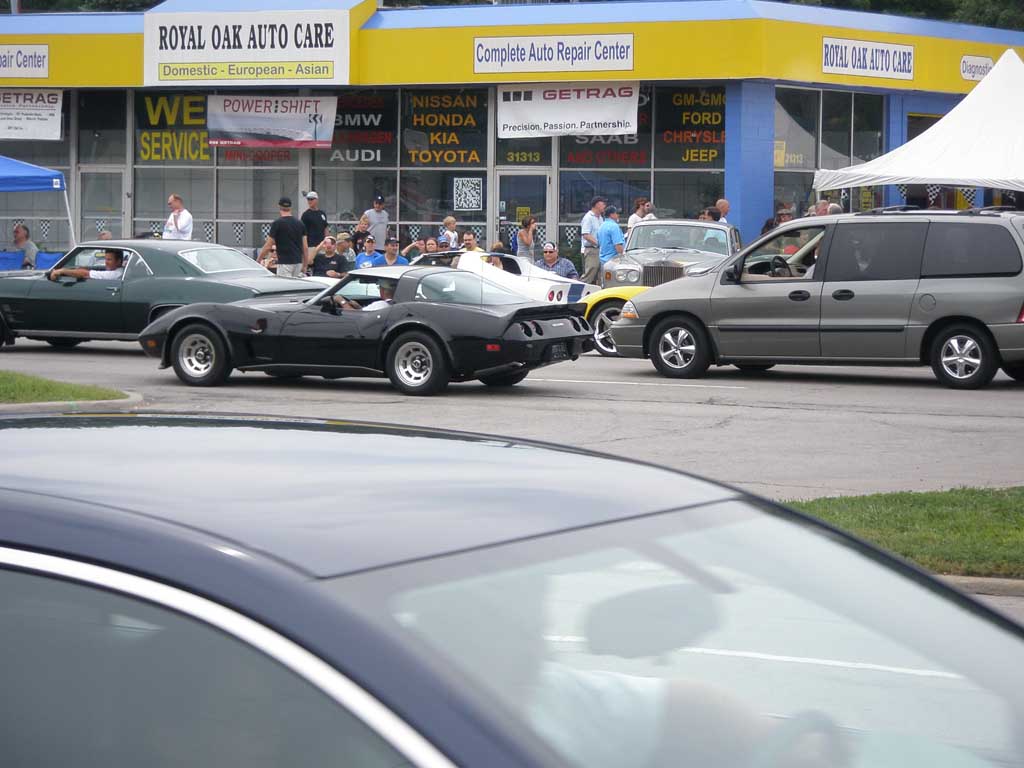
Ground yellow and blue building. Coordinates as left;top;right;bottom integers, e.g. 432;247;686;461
1;0;1022;253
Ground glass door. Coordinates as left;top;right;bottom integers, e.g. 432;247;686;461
79;170;126;241
496;172;551;256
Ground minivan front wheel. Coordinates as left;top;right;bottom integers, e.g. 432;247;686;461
650;317;711;379
929;325;998;389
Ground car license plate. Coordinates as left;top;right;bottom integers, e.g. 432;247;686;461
548;342;568;361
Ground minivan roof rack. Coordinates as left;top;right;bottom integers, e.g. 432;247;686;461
855;205;920;215
957;205;1020;215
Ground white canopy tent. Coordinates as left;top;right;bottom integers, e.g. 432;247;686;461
814;48;1024;194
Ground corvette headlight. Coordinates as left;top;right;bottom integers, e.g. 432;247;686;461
616;269;640;283
620;300;639;320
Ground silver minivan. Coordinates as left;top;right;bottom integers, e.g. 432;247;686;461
610;210;1024;388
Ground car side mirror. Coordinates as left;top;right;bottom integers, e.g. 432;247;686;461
724;263;742;283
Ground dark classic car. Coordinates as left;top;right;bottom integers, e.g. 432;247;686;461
3;413;1024;768
0;240;321;349
140;266;594;395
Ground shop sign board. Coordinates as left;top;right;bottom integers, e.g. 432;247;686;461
654;86;725;169
402;90;487;167
135;93;210;163
498;82;639;139
960;55;994;81
474;34;633;74
822;36;914;81
143;10;348;87
0;45;49;79
0;89;62;140
207;95;337;149
318;91;398;167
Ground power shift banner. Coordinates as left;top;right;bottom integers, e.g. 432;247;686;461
207;95;338;148
497;82;639;139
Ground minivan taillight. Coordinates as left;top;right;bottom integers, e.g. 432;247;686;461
1018;302;1024;324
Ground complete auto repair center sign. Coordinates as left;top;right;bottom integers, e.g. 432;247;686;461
497;81;640;139
143;10;348;86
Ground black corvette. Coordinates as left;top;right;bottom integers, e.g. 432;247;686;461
139;265;594;395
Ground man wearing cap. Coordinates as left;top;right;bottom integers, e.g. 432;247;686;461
336;278;396;313
371;236;410;267
579;196;605;285
335;231;356;267
301;191;329;266
311;235;348;278
355;234;378;269
258;197;308;278
597;206;625;274
534;242;579;280
363;194;389;252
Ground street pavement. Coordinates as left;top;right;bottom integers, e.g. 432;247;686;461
2;339;1022;500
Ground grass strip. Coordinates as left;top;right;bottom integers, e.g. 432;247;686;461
0;370;126;404
791;487;1024;579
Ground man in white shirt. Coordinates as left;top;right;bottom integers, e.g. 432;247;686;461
715;198;730;224
627;197;656;234
363;194;389;251
579;196;605;285
163;193;193;240
49;250;125;281
335;278;396;312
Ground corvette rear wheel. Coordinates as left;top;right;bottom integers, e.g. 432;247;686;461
171;323;231;387
479;370;529;387
386;332;450;396
590;299;625;357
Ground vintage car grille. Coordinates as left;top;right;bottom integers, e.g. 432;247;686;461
642;265;687;287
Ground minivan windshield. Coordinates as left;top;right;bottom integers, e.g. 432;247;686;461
326;501;1024;768
628;223;730;255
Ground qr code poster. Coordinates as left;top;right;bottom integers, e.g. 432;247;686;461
453;177;483;211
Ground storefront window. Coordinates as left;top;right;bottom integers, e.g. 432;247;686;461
496;136;552;167
653;172;724;219
654;86;725;170
78;91;127;165
311;169;396;224
133;168;214;221
820;91;852;170
134;92;212;166
774;171;816;217
216;168;299;221
216;148;298;167
401;89;488;168
774;88;818;171
313;90;398;168
853;94;884;165
559;88;651;171
399;170;486;223
559;171;650;221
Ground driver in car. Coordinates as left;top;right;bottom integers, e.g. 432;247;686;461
335;278;396;312
49;250;124;281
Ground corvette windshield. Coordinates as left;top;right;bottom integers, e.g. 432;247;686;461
415;271;525;306
628;224;730;255
178;247;265;273
326;501;1024;768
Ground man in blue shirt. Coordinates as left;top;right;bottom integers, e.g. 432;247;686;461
371;237;410;267
597;206;625;274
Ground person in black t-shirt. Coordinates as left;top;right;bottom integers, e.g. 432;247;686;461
258;197;308;278
301;191;329;265
311;235;349;278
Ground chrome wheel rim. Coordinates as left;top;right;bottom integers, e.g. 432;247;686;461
941;335;982;380
395;341;433;387
178;333;215;378
658;327;696;370
593;306;621;355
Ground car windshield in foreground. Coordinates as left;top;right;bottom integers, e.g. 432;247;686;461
325;501;1024;768
628;224;730;255
177;247;266;274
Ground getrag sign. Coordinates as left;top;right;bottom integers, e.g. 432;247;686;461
0;89;62;140
497;82;639;139
143;10;348;86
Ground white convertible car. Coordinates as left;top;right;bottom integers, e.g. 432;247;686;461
412;250;600;304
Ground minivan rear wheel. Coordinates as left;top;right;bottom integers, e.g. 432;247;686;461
929;325;998;389
650;317;711;379
1001;363;1024;383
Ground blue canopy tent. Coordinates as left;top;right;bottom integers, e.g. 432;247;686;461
0;155;76;254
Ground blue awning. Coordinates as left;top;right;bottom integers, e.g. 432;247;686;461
0;156;67;193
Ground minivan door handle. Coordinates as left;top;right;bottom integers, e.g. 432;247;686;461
832;289;855;301
788;290;810;302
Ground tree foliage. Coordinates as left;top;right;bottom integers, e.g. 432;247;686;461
786;0;1024;30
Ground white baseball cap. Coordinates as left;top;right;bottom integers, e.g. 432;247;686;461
305;191;318;200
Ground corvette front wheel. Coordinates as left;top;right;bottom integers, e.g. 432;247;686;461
386;332;450;396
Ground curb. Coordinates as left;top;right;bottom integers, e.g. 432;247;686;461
0;390;144;415
940;575;1024;597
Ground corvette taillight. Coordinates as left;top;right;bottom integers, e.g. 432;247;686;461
547;290;555;301
556;291;563;301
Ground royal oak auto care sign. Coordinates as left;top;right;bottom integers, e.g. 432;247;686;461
143;10;348;87
497;82;639;139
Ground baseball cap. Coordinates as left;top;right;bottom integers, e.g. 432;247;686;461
385;236;399;245
605;205;618;216
305;191;318;200
278;196;292;208
373;194;385;204
336;231;352;241
542;242;557;251
365;234;376;242
437;233;452;246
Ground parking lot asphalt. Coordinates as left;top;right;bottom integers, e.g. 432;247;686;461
1;339;1022;500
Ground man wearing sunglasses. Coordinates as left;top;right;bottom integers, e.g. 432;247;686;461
533;241;578;280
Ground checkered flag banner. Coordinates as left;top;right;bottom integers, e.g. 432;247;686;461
39;220;51;239
958;188;977;206
840;189;849;203
896;184;908;199
232;223;245;244
926;184;942;203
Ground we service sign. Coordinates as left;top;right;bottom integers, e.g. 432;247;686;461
143;10;348;87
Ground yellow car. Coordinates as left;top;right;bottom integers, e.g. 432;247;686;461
580;285;650;357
